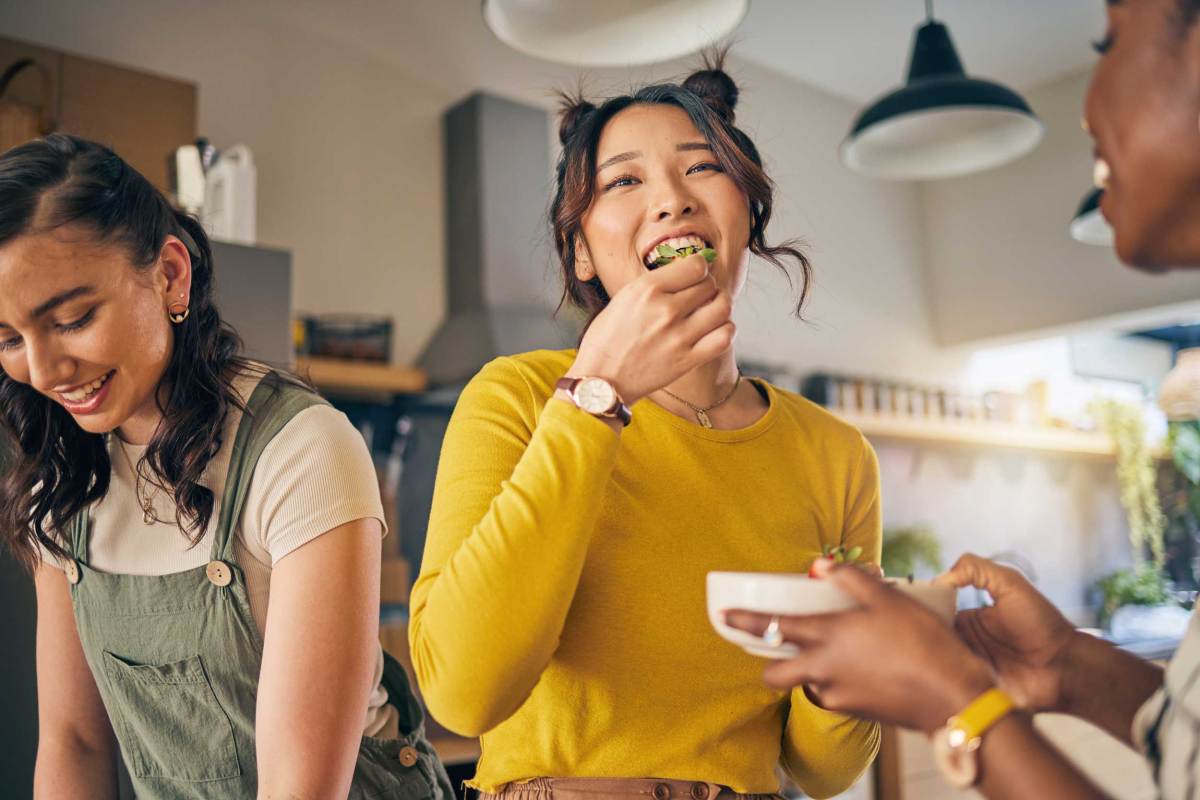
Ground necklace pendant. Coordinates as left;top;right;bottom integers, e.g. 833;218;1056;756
142;506;155;525
696;409;713;428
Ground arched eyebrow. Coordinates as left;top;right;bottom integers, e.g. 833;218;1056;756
596;151;640;173
595;141;714;173
0;285;96;329
33;286;95;318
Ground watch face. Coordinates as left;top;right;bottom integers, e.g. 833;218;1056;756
932;727;979;789
576;378;617;414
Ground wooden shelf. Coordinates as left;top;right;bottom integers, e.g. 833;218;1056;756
295;356;427;396
429;734;481;766
835;411;1121;457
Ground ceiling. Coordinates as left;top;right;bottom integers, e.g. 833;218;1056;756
245;0;1106;106
736;0;1105;102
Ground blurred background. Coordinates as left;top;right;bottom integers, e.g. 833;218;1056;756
1;2;1196;798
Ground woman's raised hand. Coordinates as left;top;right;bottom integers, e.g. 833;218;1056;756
568;253;735;405
936;554;1077;714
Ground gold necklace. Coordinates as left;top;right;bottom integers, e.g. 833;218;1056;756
660;371;743;428
115;438;161;525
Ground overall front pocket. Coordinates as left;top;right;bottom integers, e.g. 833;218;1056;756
101;650;241;782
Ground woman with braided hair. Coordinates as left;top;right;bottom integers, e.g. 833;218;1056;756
410;55;881;800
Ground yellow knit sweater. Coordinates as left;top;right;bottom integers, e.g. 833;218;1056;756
410;350;881;798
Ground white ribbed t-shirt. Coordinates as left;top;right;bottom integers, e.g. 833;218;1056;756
44;366;396;735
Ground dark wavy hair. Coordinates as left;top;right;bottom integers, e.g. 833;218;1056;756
0;134;249;571
550;51;811;328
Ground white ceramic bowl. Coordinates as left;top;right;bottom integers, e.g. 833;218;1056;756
707;571;958;659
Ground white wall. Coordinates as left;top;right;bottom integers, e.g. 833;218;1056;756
726;60;972;382
920;69;1200;346
877;444;1129;623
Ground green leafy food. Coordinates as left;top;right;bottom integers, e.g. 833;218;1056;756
650;244;718;268
810;544;867;576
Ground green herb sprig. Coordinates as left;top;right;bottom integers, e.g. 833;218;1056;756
652;243;717;267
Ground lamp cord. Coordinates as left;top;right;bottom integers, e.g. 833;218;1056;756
925;0;934;21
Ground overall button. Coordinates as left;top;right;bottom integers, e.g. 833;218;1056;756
652;784;671;800
65;559;81;585
205;560;232;587
690;784;710;800
398;746;419;768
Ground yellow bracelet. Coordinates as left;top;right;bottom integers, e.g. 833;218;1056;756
946;687;1015;748
932;687;1016;788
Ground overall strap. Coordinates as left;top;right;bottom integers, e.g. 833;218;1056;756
68;434;107;556
69;501;88;560
210;372;329;563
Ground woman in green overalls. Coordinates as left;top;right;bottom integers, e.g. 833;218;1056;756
0;134;453;800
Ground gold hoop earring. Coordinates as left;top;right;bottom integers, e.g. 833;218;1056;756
576;258;594;279
168;304;190;324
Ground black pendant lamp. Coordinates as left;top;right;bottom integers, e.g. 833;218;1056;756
841;0;1044;180
1070;187;1114;246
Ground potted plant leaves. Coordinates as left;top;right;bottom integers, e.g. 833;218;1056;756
1092;399;1189;639
881;526;943;580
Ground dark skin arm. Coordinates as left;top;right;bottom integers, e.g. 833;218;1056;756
941;554;1162;746
723;558;1164;799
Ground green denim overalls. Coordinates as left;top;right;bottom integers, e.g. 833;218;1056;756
63;373;454;800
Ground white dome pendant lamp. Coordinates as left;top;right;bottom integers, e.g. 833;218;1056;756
841;0;1044;180
481;0;749;68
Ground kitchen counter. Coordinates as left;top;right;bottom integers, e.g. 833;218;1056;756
1111;634;1183;662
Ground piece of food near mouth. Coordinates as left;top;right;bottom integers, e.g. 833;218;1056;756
647;238;717;270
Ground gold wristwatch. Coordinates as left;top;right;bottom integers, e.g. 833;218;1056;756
931;687;1015;788
556;376;632;426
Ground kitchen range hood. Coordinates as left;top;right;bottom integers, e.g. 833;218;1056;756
418;92;578;386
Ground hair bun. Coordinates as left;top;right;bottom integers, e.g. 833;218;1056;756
556;91;597;145
683;68;738;123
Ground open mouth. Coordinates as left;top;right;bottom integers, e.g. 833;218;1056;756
59;370;114;404
643;234;715;269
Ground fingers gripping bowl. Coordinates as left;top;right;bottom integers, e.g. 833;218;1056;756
707;571;957;659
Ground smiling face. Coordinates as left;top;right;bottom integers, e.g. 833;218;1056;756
576;103;752;299
1085;0;1200;268
0;225;192;440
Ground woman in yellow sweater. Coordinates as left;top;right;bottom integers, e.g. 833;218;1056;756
410;59;880;800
